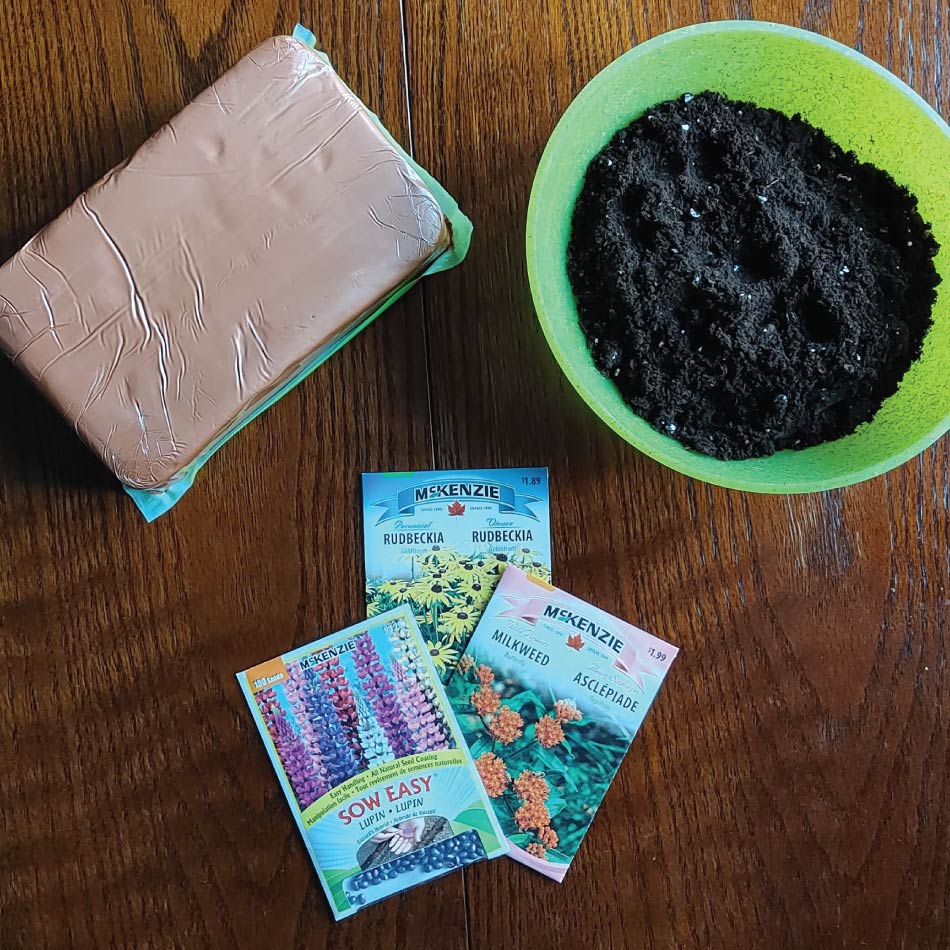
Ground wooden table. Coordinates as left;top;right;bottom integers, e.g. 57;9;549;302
1;2;947;948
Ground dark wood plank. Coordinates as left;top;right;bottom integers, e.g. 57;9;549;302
0;2;463;948
404;1;950;948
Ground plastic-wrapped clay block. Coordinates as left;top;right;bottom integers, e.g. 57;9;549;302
0;30;470;519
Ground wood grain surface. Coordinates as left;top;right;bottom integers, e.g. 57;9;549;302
0;1;947;948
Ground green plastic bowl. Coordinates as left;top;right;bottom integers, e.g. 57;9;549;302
527;21;950;492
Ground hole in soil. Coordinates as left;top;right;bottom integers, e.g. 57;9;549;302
700;137;729;178
622;185;660;244
685;316;726;360
663;148;688;177
800;297;840;343
682;284;706;310
738;238;781;280
622;183;647;215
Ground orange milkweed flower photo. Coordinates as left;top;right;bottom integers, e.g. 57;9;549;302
470;686;501;716
553;699;582;723
537;825;558;849
513;770;550;803
514;799;551;832
534;715;566;748
474;752;509;797
475;664;495;686
487;706;524;744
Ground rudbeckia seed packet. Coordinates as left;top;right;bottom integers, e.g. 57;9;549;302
447;566;678;882
362;468;551;681
237;606;508;920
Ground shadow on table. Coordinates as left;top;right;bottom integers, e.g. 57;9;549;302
0;359;118;493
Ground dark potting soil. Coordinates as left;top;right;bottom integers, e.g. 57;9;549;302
567;91;941;460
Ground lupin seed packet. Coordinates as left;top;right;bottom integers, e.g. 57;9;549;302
237;606;508;920
446;566;678;882
362;468;551;681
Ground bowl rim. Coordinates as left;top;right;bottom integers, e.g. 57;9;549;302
526;20;950;493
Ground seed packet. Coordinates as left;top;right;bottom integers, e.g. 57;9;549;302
362;468;551;681
446;566;678;882
237;606;508;920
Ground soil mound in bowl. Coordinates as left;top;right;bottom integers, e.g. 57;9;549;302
568;91;941;460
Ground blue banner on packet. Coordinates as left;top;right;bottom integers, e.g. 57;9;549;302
237;607;508;920
362;468;552;680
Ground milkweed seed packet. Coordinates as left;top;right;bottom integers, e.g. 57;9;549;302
237;606;508;919
446;566;678;882
362;468;552;681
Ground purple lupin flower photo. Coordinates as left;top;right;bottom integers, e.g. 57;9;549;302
352;632;414;758
392;659;452;752
255;688;328;808
317;656;366;769
388;617;451;736
285;663;361;787
273;717;325;809
356;695;394;767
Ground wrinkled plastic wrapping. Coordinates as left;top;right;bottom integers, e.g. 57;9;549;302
0;27;472;520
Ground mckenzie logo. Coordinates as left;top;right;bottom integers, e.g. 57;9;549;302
499;591;658;688
373;478;541;524
540;604;624;656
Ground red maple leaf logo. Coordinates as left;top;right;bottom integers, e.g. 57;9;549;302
448;501;465;516
567;634;584;650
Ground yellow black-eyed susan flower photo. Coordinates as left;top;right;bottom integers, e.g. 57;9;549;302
364;544;552;682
